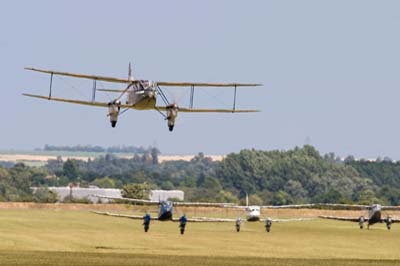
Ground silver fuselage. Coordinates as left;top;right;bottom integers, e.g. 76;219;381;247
126;81;157;109
367;204;382;225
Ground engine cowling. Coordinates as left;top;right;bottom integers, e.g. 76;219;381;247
358;216;365;229
386;216;392;230
166;104;179;131
265;218;272;232
108;100;121;128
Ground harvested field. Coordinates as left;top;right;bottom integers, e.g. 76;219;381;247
0;207;399;265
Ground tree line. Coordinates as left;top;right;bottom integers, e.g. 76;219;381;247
0;145;399;205
42;144;158;154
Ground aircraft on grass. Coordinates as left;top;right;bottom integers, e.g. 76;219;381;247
23;64;261;131
318;203;400;230
92;195;235;234
93;194;313;233
93;194;234;222
227;195;315;232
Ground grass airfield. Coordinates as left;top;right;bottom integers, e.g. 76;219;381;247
0;209;399;266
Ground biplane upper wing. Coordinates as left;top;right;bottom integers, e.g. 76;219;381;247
25;67;262;87
25;67;136;84
156;81;262;87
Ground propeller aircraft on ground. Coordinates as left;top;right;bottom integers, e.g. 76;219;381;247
226;195;315;232
318;203;400;230
92;194;313;233
23;64;261;131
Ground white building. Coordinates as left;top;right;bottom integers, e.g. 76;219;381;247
149;190;184;201
32;187;184;203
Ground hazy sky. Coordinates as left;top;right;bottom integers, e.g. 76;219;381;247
1;1;400;158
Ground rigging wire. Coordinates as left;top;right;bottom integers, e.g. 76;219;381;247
56;76;88;99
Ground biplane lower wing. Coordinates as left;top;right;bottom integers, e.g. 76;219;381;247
156;106;260;113
23;93;259;113
23;93;113;108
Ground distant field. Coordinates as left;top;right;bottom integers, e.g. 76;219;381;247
0;206;399;265
0;150;224;166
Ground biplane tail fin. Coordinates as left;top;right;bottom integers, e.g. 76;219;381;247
128;62;134;81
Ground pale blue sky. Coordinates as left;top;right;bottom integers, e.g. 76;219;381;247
1;1;400;158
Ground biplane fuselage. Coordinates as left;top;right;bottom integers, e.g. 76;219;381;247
126;81;157;110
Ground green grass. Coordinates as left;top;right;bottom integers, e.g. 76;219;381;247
0;209;399;265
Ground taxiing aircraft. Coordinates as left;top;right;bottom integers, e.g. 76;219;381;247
92;194;234;222
318;203;400;230
23;65;261;131
93;194;313;233
227;195;314;231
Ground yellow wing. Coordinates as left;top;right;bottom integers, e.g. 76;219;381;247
156;82;263;87
25;67;136;84
25;67;262;87
156;106;260;113
22;93;134;109
23;94;260;113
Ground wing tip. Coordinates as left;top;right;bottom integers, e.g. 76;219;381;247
233;109;261;113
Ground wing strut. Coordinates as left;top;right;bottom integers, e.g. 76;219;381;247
48;73;53;99
92;80;97;102
233;85;237;112
190;85;195;109
157;85;170;106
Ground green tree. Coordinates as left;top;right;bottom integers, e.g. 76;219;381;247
91;177;116;188
63;159;79;181
122;183;152;199
150;147;160;165
33;187;58;203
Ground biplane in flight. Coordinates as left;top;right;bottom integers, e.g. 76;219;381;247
23;64;261;131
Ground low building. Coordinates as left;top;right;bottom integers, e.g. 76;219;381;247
46;186;121;203
31;187;184;203
149;190;184;201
